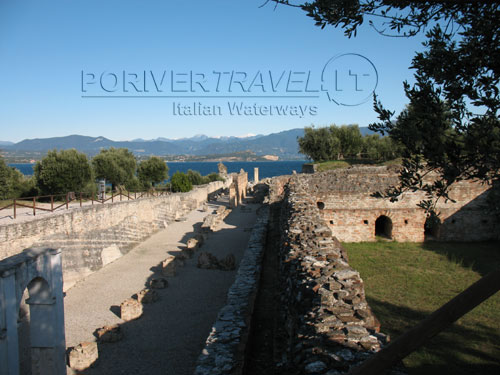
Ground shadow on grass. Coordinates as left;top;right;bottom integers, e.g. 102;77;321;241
421;241;500;277
367;297;500;375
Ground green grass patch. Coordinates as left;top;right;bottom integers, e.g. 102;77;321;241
317;158;402;172
317;160;351;171
343;241;500;375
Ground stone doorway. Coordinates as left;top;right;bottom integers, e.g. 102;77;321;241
424;214;441;240
375;215;393;239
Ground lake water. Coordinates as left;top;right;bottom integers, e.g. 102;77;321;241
9;161;307;180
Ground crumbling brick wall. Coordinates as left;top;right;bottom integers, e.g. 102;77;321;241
307;166;497;242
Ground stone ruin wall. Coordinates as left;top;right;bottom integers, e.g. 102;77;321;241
0;179;231;290
229;171;248;207
307;166;497;242
259;168;498;373
270;174;403;375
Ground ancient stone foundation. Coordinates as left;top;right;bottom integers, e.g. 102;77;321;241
271;177;401;374
0;179;231;290
305;166;498;242
194;206;269;375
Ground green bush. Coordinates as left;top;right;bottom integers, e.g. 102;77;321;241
124;176;143;192
206;172;224;182
92;148;137;190
34;149;93;195
170;172;192;192
0;157;37;199
186;169;205;185
138;156;168;188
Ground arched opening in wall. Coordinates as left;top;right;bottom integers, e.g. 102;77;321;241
17;277;53;375
424;214;441;240
375;215;392;239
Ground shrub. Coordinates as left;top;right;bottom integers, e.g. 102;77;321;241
170;172;192;192
34;149;93;195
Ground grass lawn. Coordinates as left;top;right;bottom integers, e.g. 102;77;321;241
316;158;402;172
343;240;500;375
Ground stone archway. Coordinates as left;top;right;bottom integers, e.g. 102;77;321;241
424;214;441;240
0;248;66;375
375;215;393;239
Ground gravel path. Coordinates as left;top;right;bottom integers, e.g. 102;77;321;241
64;197;258;375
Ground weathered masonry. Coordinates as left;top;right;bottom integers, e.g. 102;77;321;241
306;166;498;242
0;180;231;291
0;248;66;375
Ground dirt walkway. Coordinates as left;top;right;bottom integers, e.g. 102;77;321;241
64;197;259;375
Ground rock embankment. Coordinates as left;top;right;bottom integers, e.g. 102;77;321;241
194;206;270;375
273;175;405;375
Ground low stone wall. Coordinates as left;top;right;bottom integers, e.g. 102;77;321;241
0;179;231;290
194;206;269;375
272;175;404;374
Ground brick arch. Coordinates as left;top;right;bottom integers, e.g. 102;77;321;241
375;213;393;239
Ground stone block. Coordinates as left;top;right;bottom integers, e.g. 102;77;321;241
194;233;205;246
161;257;177;277
68;342;98;371
186;238;199;249
197;252;219;270
96;324;123;343
120;298;143;321
136;288;159;303
219;254;236;271
150;277;168;289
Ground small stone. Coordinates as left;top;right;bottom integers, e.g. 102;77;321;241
333;269;359;281
336;349;354;362
304;360;327;373
120;298;143;321
150;277;168;289
136;288;159;303
174;256;186;267
162;257;177;276
218;254;236;271
96;325;123;343
187;238;199;249
197;252;219;269
68;342;98;371
194;233;205;246
182;248;195;259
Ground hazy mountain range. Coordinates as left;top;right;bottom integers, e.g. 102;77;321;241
0;127;374;160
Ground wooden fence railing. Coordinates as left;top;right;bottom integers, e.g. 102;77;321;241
0;189;171;219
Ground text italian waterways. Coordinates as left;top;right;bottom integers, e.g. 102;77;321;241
172;101;318;117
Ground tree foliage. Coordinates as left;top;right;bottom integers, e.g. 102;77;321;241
34;149;93;195
92;148;137;190
0;157;35;199
138;156;169;188
170;171;193;192
298;124;398;162
186;169;205;186
271;1;500;210
298;126;340;162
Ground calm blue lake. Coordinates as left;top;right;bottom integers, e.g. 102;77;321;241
9;161;306;180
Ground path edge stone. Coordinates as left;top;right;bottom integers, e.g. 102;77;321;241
193;205;269;375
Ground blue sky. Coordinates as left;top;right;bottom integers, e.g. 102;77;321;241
0;0;427;142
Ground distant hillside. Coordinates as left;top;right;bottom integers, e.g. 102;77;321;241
0;141;14;146
2;127;375;160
